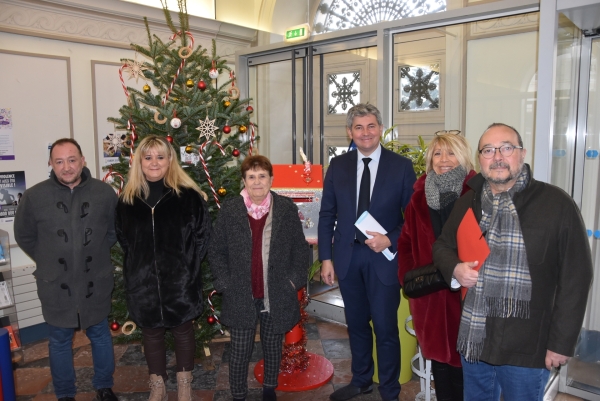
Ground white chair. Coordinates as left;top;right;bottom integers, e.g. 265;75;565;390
405;315;436;401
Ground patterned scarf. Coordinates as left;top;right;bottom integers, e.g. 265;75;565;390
424;165;467;210
241;188;271;220
457;166;532;362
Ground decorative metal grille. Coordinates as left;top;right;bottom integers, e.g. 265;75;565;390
328;71;360;114
399;64;440;111
314;0;446;35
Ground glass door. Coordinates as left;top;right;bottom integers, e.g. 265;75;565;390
558;34;600;400
246;38;379;317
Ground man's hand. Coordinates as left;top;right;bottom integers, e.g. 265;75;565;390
546;350;569;370
453;261;479;288
365;231;391;253
321;260;335;286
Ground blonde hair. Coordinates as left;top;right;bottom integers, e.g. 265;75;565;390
425;133;475;174
120;135;207;204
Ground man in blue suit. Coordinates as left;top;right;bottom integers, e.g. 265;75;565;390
319;104;416;401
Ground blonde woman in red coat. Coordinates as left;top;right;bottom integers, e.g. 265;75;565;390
398;133;476;401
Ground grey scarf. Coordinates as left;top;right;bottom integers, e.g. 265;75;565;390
424;165;467;210
457;166;532;362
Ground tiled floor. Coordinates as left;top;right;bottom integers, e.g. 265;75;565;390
13;314;584;401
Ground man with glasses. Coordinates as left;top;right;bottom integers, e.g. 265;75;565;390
432;123;593;400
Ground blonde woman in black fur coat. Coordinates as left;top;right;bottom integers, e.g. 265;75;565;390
116;135;210;401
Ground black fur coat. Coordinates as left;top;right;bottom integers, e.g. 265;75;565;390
115;186;210;328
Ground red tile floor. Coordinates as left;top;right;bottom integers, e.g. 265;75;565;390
13;315;582;401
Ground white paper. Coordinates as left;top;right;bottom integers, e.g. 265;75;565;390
0;281;12;308
354;211;397;261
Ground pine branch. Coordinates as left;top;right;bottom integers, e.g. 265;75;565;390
160;0;178;34
143;17;152;46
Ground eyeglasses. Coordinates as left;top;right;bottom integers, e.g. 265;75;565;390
479;144;523;159
434;130;461;136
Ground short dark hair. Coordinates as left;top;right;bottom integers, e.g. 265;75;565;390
50;138;83;159
241;155;273;179
346;103;383;130
484;123;523;147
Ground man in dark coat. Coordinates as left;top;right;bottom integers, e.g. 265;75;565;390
14;138;118;401
433;123;593;400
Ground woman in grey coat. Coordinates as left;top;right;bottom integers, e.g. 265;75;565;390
208;155;309;401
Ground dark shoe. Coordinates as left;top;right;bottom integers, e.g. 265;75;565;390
58;398;76;401
263;386;277;401
330;383;373;401
95;388;118;401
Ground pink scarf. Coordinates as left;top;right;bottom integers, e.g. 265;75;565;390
241;188;271;220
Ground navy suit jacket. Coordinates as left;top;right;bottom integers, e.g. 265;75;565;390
318;146;416;284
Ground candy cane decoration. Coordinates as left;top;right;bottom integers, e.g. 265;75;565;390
102;170;125;195
163;31;195;105
248;123;256;156
198;140;226;207
207;290;224;335
127;119;137;166
118;65;130;99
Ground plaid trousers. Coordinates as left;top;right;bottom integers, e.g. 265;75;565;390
229;298;284;399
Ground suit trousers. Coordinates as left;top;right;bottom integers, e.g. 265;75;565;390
229;299;284;399
338;243;401;400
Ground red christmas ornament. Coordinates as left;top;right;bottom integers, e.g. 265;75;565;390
232;148;240;157
198;80;207;91
166;135;173;143
207;315;216;325
110;321;120;331
223;125;231;134
246;105;254;113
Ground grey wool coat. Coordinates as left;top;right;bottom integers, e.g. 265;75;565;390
14;167;118;329
208;191;309;334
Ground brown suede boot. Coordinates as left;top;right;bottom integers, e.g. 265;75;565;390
176;371;193;401
148;374;167;401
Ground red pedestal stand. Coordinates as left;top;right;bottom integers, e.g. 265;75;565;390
254;288;334;391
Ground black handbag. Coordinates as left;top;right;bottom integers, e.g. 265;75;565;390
403;264;449;298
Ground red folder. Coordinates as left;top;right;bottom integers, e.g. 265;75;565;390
457;208;490;299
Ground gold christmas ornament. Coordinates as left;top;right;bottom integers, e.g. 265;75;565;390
143;84;151;93
223;100;231;107
185;145;194;154
239;125;247;133
217;187;227;196
185;79;194;88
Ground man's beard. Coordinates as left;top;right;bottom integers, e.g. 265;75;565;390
482;161;524;185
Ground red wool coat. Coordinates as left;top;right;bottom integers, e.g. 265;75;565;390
398;170;476;367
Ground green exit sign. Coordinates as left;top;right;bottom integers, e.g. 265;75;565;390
286;28;305;39
284;24;310;42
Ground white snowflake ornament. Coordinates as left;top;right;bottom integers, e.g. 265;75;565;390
196;116;219;141
125;55;147;83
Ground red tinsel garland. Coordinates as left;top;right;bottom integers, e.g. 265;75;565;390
279;288;310;373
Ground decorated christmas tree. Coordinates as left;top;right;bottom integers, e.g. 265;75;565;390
106;0;254;351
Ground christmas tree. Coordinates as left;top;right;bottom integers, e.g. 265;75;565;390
106;0;254;351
